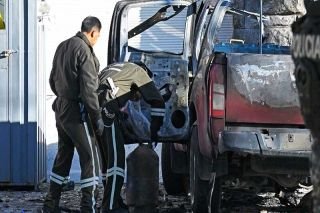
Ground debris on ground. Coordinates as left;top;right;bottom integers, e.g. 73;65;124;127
0;182;312;213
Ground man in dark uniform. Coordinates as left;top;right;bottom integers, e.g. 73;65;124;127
291;0;320;211
43;16;104;212
97;62;165;213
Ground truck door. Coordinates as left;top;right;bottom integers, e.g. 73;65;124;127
0;0;10;182
107;0;198;142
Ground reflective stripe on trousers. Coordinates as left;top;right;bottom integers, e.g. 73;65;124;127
83;121;100;212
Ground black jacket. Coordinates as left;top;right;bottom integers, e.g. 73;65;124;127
49;32;101;122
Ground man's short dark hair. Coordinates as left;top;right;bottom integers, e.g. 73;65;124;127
81;16;102;33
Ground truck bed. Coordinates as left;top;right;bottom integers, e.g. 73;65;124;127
215;43;304;125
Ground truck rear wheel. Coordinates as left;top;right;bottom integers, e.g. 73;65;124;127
190;124;222;213
161;143;188;195
190;124;209;213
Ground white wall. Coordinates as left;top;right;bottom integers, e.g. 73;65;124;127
45;0;117;95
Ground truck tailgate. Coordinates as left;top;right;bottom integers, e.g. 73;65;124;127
225;53;304;125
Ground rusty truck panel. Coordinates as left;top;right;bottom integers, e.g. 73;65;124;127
225;53;304;125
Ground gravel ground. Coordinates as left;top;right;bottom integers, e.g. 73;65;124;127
0;180;312;213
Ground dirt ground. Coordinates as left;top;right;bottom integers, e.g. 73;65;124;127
0;180;313;213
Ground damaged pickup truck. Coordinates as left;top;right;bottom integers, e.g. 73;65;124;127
108;0;312;212
188;1;312;212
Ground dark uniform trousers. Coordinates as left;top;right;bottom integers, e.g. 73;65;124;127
97;63;165;212
99;115;126;211
44;97;100;212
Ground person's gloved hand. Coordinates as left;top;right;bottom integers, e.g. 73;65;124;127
96;118;104;136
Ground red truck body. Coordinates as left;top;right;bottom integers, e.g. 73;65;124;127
187;1;311;212
107;0;312;212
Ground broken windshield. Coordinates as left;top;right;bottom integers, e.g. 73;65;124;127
127;4;189;54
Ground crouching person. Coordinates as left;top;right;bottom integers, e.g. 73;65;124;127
97;62;165;213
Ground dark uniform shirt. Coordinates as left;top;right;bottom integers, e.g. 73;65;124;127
49;32;101;122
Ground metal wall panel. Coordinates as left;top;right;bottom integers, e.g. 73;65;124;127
37;21;47;184
127;5;187;54
8;0;25;185
0;0;47;187
127;7;233;54
0;0;10;182
217;14;234;43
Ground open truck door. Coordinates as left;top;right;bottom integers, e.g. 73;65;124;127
107;0;198;142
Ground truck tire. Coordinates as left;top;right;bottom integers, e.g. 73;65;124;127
190;124;222;213
161;143;188;195
190;124;209;213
